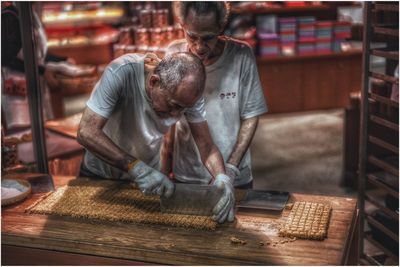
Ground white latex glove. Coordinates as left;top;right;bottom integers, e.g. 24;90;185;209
225;163;240;184
212;173;235;223
128;161;174;198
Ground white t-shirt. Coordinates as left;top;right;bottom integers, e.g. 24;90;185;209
167;38;268;186
83;53;206;180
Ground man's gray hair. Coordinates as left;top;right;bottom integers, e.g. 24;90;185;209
173;1;231;30
154;52;206;95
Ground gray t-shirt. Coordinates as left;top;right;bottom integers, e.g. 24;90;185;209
167;38;268;186
83;53;206;180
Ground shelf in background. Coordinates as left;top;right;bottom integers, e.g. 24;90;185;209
365;192;399;221
257;50;362;63
358;257;370;265
2;164;29;174
231;4;331;15
42;7;124;28
368;155;399;177
373;26;399;37
374;3;400;12
366;215;399;242
358;255;371;266
370;115;399;132
367;172;399;199
369;135;399;154
370;71;399;84
361;3;399;265
365;232;399;261
371;49;399;61
364;254;380;265
370;93;399;108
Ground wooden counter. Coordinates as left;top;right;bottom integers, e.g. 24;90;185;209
2;175;358;265
257;50;362;113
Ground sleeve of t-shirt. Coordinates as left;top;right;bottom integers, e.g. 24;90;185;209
86;68;122;118
239;46;269;119
184;96;207;123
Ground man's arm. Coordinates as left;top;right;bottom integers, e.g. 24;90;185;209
77;107;136;172
188;121;226;179
227;116;259;167
189;121;237;223
160;124;175;176
78;108;174;197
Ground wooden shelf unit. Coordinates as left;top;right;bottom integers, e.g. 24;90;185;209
360;253;390;266
367;172;398;199
369;135;398;154
365;193;399;221
366;215;399;242
370;71;399;84
374;3;400;12
368;155;399;177
231;4;331;15
365;232;398;262
370;115;399;132
370;93;399;108
358;2;399;265
257;49;362;113
230;2;363;113
256;50;361;63
231;2;362;16
370;49;399;61
373;26;399;37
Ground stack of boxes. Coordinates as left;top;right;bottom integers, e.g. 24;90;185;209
297;16;316;55
333;21;352;52
257;15;280;57
258;34;280;57
315;21;333;53
279;17;297;56
256;15;352;57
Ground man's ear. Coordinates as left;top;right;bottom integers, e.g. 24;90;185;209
149;74;160;88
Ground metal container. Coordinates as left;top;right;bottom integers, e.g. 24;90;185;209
150;27;164;47
152;9;169;28
135;28;150;46
139;9;152;28
119;26;133;45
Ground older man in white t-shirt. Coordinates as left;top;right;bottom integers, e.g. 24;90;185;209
161;2;268;223
78;52;234;224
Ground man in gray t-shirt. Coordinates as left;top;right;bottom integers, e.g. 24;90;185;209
78;52;235;223
162;2;268;222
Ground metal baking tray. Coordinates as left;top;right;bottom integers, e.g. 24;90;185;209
237;190;289;211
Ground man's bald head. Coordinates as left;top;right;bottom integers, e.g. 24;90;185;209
147;52;206;119
154;52;206;98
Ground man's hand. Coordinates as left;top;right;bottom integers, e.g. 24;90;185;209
66;57;76;64
129;161;174;198
44;68;60;90
212;174;235;223
225;163;240;184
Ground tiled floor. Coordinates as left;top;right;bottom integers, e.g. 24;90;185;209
250;108;356;197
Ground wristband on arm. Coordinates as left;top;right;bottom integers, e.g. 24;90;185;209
127;159;140;172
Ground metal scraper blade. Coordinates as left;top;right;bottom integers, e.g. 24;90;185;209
160;183;222;216
237;190;289;211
